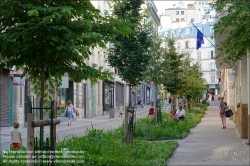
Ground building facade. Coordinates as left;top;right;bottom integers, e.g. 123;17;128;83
215;25;250;141
159;1;218;98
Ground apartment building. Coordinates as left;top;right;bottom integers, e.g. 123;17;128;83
159;1;217;98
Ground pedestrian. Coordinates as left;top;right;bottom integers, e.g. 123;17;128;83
118;103;124;118
170;110;176;120
65;100;74;126
212;93;215;102
11;121;22;150
138;100;144;108
219;97;228;129
168;96;172;104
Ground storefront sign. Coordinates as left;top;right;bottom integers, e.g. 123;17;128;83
13;74;25;86
59;76;69;88
209;84;216;88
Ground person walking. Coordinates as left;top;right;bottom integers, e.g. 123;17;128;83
212;93;215;102
65;100;74;126
118;103;124;118
11;121;22;150
138;100;144;108
219;97;228;129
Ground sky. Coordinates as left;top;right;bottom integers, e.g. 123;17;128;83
154;1;195;15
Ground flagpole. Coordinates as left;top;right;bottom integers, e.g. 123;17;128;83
190;21;215;47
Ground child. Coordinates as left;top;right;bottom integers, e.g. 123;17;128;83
170;110;176;120
118;103;124;118
11;121;22;150
148;105;155;116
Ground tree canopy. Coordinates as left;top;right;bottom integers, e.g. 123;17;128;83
107;0;153;86
161;38;184;95
211;0;250;65
0;0;131;103
178;56;206;101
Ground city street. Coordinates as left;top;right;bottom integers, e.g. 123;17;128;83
0;104;171;150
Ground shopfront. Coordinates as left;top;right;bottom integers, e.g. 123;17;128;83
103;80;114;112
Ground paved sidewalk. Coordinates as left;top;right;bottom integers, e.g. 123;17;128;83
168;101;250;165
0;103;171;150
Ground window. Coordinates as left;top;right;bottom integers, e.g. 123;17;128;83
185;41;189;49
198;63;202;70
197;51;201;59
181;11;184;15
210;62;216;71
178;30;181;38
171;32;174;38
210;51;214;59
176;11;179;15
211;75;215;83
105;86;110;104
191;18;194;22
176;18;179;22
181;18;184;21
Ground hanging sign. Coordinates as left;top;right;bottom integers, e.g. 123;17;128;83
13;74;25;86
59;76;69;88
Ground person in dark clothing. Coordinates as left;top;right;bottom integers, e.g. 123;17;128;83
138;100;144;108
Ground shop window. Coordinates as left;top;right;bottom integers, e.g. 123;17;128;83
105;86;109;104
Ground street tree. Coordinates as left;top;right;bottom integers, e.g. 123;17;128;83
107;0;153;106
178;56;206;109
161;38;185;96
0;0;131;106
143;34;165;101
211;0;250;65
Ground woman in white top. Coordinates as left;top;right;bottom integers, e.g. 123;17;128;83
11;121;22;150
65;100;74;126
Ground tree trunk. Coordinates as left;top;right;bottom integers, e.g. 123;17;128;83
129;85;132;107
181;91;184;108
39;66;45;151
155;84;158;102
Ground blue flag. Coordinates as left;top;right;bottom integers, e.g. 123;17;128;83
196;30;204;50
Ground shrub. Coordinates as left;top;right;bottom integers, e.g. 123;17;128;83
134;104;207;140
